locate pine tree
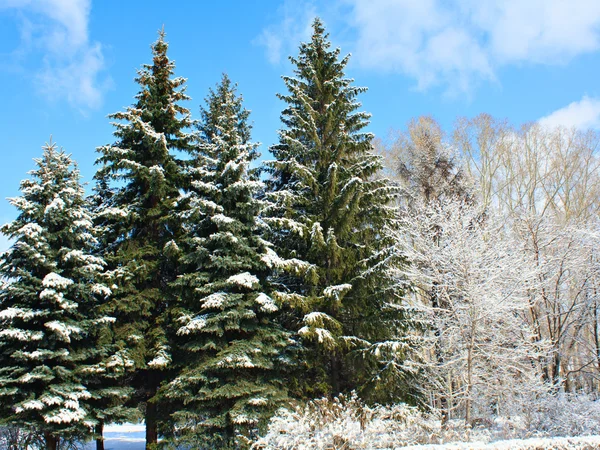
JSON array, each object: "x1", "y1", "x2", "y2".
[
  {"x1": 264, "y1": 18, "x2": 413, "y2": 403},
  {"x1": 94, "y1": 30, "x2": 194, "y2": 447},
  {"x1": 162, "y1": 75, "x2": 290, "y2": 449},
  {"x1": 0, "y1": 141, "x2": 116, "y2": 450}
]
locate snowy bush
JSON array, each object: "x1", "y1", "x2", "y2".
[
  {"x1": 253, "y1": 393, "x2": 483, "y2": 449},
  {"x1": 518, "y1": 392, "x2": 600, "y2": 438},
  {"x1": 253, "y1": 393, "x2": 600, "y2": 449}
]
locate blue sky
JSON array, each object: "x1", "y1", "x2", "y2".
[{"x1": 2, "y1": 0, "x2": 600, "y2": 251}]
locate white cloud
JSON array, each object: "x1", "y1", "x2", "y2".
[
  {"x1": 349, "y1": 0, "x2": 600, "y2": 93},
  {"x1": 539, "y1": 96, "x2": 600, "y2": 130},
  {"x1": 258, "y1": 0, "x2": 600, "y2": 93},
  {"x1": 254, "y1": 0, "x2": 317, "y2": 65},
  {"x1": 0, "y1": 0, "x2": 110, "y2": 110}
]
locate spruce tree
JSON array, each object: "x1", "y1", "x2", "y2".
[
  {"x1": 0, "y1": 141, "x2": 116, "y2": 450},
  {"x1": 94, "y1": 30, "x2": 194, "y2": 447},
  {"x1": 264, "y1": 18, "x2": 412, "y2": 402},
  {"x1": 162, "y1": 75, "x2": 289, "y2": 449}
]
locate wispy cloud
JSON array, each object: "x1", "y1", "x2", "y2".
[
  {"x1": 257, "y1": 0, "x2": 600, "y2": 94},
  {"x1": 254, "y1": 0, "x2": 317, "y2": 65},
  {"x1": 539, "y1": 96, "x2": 600, "y2": 130},
  {"x1": 0, "y1": 0, "x2": 111, "y2": 111}
]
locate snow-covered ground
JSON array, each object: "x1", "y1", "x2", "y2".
[
  {"x1": 83, "y1": 424, "x2": 600, "y2": 449},
  {"x1": 84, "y1": 424, "x2": 145, "y2": 450},
  {"x1": 401, "y1": 435, "x2": 600, "y2": 449}
]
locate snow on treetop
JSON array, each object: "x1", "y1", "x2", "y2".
[
  {"x1": 226, "y1": 272, "x2": 259, "y2": 289},
  {"x1": 42, "y1": 273, "x2": 74, "y2": 290}
]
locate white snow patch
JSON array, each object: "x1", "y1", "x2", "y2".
[
  {"x1": 202, "y1": 292, "x2": 227, "y2": 309},
  {"x1": 323, "y1": 283, "x2": 352, "y2": 300},
  {"x1": 227, "y1": 272, "x2": 259, "y2": 289},
  {"x1": 178, "y1": 315, "x2": 208, "y2": 335},
  {"x1": 255, "y1": 293, "x2": 278, "y2": 313},
  {"x1": 45, "y1": 321, "x2": 81, "y2": 342},
  {"x1": 42, "y1": 273, "x2": 73, "y2": 289},
  {"x1": 44, "y1": 196, "x2": 65, "y2": 215}
]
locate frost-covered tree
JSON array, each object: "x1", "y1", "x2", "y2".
[
  {"x1": 0, "y1": 142, "x2": 115, "y2": 450},
  {"x1": 264, "y1": 18, "x2": 411, "y2": 402},
  {"x1": 94, "y1": 30, "x2": 194, "y2": 447},
  {"x1": 380, "y1": 116, "x2": 472, "y2": 206},
  {"x1": 396, "y1": 199, "x2": 547, "y2": 424},
  {"x1": 162, "y1": 75, "x2": 290, "y2": 449}
]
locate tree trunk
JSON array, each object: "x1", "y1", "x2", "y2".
[
  {"x1": 146, "y1": 399, "x2": 158, "y2": 449},
  {"x1": 96, "y1": 420, "x2": 105, "y2": 450},
  {"x1": 465, "y1": 322, "x2": 476, "y2": 425},
  {"x1": 44, "y1": 432, "x2": 58, "y2": 450}
]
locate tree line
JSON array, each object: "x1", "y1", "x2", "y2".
[{"x1": 0, "y1": 20, "x2": 411, "y2": 450}]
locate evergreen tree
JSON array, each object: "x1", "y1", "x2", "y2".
[
  {"x1": 94, "y1": 30, "x2": 194, "y2": 447},
  {"x1": 162, "y1": 75, "x2": 289, "y2": 449},
  {"x1": 264, "y1": 18, "x2": 414, "y2": 403},
  {"x1": 0, "y1": 142, "x2": 116, "y2": 450}
]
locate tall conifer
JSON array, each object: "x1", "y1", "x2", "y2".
[
  {"x1": 94, "y1": 30, "x2": 194, "y2": 447},
  {"x1": 163, "y1": 75, "x2": 289, "y2": 449},
  {"x1": 0, "y1": 142, "x2": 116, "y2": 450},
  {"x1": 264, "y1": 19, "x2": 413, "y2": 402}
]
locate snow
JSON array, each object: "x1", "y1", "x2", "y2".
[
  {"x1": 401, "y1": 436, "x2": 600, "y2": 449},
  {"x1": 0, "y1": 307, "x2": 39, "y2": 321},
  {"x1": 44, "y1": 406, "x2": 86, "y2": 424},
  {"x1": 98, "y1": 207, "x2": 130, "y2": 218},
  {"x1": 255, "y1": 293, "x2": 278, "y2": 313},
  {"x1": 323, "y1": 283, "x2": 352, "y2": 300},
  {"x1": 201, "y1": 292, "x2": 227, "y2": 309},
  {"x1": 212, "y1": 213, "x2": 235, "y2": 225},
  {"x1": 44, "y1": 320, "x2": 81, "y2": 342},
  {"x1": 91, "y1": 283, "x2": 112, "y2": 297},
  {"x1": 177, "y1": 315, "x2": 208, "y2": 335},
  {"x1": 0, "y1": 328, "x2": 43, "y2": 341},
  {"x1": 216, "y1": 353, "x2": 255, "y2": 369},
  {"x1": 147, "y1": 346, "x2": 171, "y2": 368},
  {"x1": 16, "y1": 400, "x2": 44, "y2": 411},
  {"x1": 44, "y1": 196, "x2": 65, "y2": 215},
  {"x1": 42, "y1": 272, "x2": 74, "y2": 289},
  {"x1": 227, "y1": 272, "x2": 259, "y2": 289},
  {"x1": 17, "y1": 223, "x2": 43, "y2": 239},
  {"x1": 40, "y1": 288, "x2": 77, "y2": 310}
]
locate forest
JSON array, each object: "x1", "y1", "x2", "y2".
[{"x1": 1, "y1": 17, "x2": 600, "y2": 450}]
